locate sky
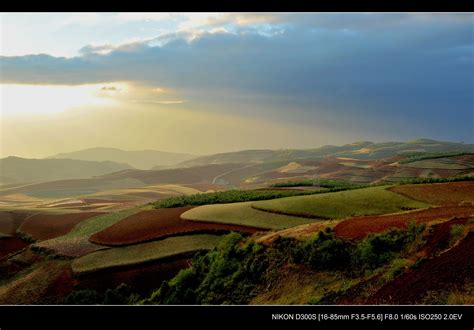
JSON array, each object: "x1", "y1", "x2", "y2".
[{"x1": 0, "y1": 13, "x2": 473, "y2": 158}]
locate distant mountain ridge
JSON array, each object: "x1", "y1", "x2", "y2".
[
  {"x1": 176, "y1": 139, "x2": 474, "y2": 167},
  {"x1": 47, "y1": 147, "x2": 196, "y2": 170},
  {"x1": 0, "y1": 156, "x2": 133, "y2": 185}
]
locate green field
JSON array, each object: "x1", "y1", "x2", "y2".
[
  {"x1": 252, "y1": 186, "x2": 430, "y2": 219},
  {"x1": 403, "y1": 160, "x2": 468, "y2": 170},
  {"x1": 32, "y1": 208, "x2": 145, "y2": 257},
  {"x1": 339, "y1": 162, "x2": 371, "y2": 169},
  {"x1": 181, "y1": 201, "x2": 318, "y2": 230},
  {"x1": 58, "y1": 208, "x2": 142, "y2": 240},
  {"x1": 398, "y1": 151, "x2": 474, "y2": 164},
  {"x1": 72, "y1": 234, "x2": 222, "y2": 274},
  {"x1": 152, "y1": 189, "x2": 320, "y2": 208},
  {"x1": 25, "y1": 189, "x2": 99, "y2": 199}
]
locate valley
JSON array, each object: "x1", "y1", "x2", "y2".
[{"x1": 0, "y1": 139, "x2": 473, "y2": 305}]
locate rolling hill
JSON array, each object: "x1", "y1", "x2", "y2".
[
  {"x1": 0, "y1": 156, "x2": 133, "y2": 185},
  {"x1": 177, "y1": 139, "x2": 474, "y2": 167},
  {"x1": 47, "y1": 147, "x2": 196, "y2": 170},
  {"x1": 0, "y1": 163, "x2": 246, "y2": 200}
]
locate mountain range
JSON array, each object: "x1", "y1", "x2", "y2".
[
  {"x1": 176, "y1": 139, "x2": 474, "y2": 167},
  {"x1": 0, "y1": 157, "x2": 132, "y2": 185},
  {"x1": 47, "y1": 147, "x2": 196, "y2": 170},
  {"x1": 1, "y1": 139, "x2": 473, "y2": 187}
]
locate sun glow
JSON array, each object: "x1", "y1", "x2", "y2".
[{"x1": 0, "y1": 83, "x2": 120, "y2": 116}]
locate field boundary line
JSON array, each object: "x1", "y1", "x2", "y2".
[{"x1": 250, "y1": 203, "x2": 330, "y2": 220}]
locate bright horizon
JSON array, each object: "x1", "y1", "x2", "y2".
[{"x1": 1, "y1": 13, "x2": 473, "y2": 159}]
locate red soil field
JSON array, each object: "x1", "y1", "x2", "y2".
[
  {"x1": 0, "y1": 237, "x2": 29, "y2": 259},
  {"x1": 369, "y1": 231, "x2": 474, "y2": 304},
  {"x1": 75, "y1": 258, "x2": 189, "y2": 296},
  {"x1": 90, "y1": 207, "x2": 261, "y2": 246},
  {"x1": 37, "y1": 257, "x2": 190, "y2": 304},
  {"x1": 420, "y1": 217, "x2": 468, "y2": 257},
  {"x1": 389, "y1": 182, "x2": 474, "y2": 206},
  {"x1": 18, "y1": 212, "x2": 104, "y2": 241},
  {"x1": 334, "y1": 206, "x2": 474, "y2": 240},
  {"x1": 40, "y1": 265, "x2": 76, "y2": 303},
  {"x1": 82, "y1": 198, "x2": 130, "y2": 204},
  {"x1": 0, "y1": 211, "x2": 31, "y2": 236}
]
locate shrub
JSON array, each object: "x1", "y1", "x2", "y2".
[
  {"x1": 152, "y1": 189, "x2": 319, "y2": 208},
  {"x1": 271, "y1": 179, "x2": 367, "y2": 191},
  {"x1": 353, "y1": 222, "x2": 425, "y2": 271},
  {"x1": 64, "y1": 289, "x2": 102, "y2": 305},
  {"x1": 302, "y1": 228, "x2": 353, "y2": 271},
  {"x1": 449, "y1": 224, "x2": 465, "y2": 246},
  {"x1": 398, "y1": 152, "x2": 474, "y2": 164},
  {"x1": 398, "y1": 175, "x2": 474, "y2": 185},
  {"x1": 103, "y1": 283, "x2": 133, "y2": 305},
  {"x1": 15, "y1": 230, "x2": 36, "y2": 243},
  {"x1": 143, "y1": 232, "x2": 284, "y2": 305},
  {"x1": 272, "y1": 236, "x2": 304, "y2": 263},
  {"x1": 142, "y1": 223, "x2": 427, "y2": 305},
  {"x1": 65, "y1": 284, "x2": 139, "y2": 305},
  {"x1": 383, "y1": 258, "x2": 412, "y2": 281}
]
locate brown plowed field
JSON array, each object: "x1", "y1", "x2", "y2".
[
  {"x1": 89, "y1": 207, "x2": 261, "y2": 246},
  {"x1": 369, "y1": 232, "x2": 474, "y2": 304},
  {"x1": 36, "y1": 257, "x2": 190, "y2": 304},
  {"x1": 420, "y1": 217, "x2": 469, "y2": 257},
  {"x1": 75, "y1": 257, "x2": 189, "y2": 296},
  {"x1": 0, "y1": 211, "x2": 31, "y2": 236},
  {"x1": 389, "y1": 182, "x2": 474, "y2": 206},
  {"x1": 334, "y1": 206, "x2": 474, "y2": 240},
  {"x1": 18, "y1": 212, "x2": 104, "y2": 241},
  {"x1": 0, "y1": 237, "x2": 29, "y2": 259}
]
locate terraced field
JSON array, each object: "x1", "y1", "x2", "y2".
[
  {"x1": 334, "y1": 205, "x2": 474, "y2": 240},
  {"x1": 90, "y1": 207, "x2": 260, "y2": 246},
  {"x1": 181, "y1": 201, "x2": 318, "y2": 230},
  {"x1": 0, "y1": 211, "x2": 40, "y2": 258},
  {"x1": 0, "y1": 237, "x2": 29, "y2": 259},
  {"x1": 72, "y1": 234, "x2": 222, "y2": 275},
  {"x1": 402, "y1": 158, "x2": 471, "y2": 169},
  {"x1": 0, "y1": 211, "x2": 31, "y2": 236},
  {"x1": 389, "y1": 182, "x2": 474, "y2": 206},
  {"x1": 33, "y1": 208, "x2": 143, "y2": 257},
  {"x1": 0, "y1": 260, "x2": 72, "y2": 304},
  {"x1": 18, "y1": 212, "x2": 104, "y2": 241},
  {"x1": 370, "y1": 232, "x2": 474, "y2": 304},
  {"x1": 255, "y1": 219, "x2": 340, "y2": 245},
  {"x1": 252, "y1": 186, "x2": 429, "y2": 219}
]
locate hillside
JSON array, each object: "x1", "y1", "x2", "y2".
[
  {"x1": 0, "y1": 163, "x2": 246, "y2": 200},
  {"x1": 0, "y1": 157, "x2": 133, "y2": 185},
  {"x1": 177, "y1": 139, "x2": 474, "y2": 167},
  {"x1": 47, "y1": 147, "x2": 196, "y2": 170}
]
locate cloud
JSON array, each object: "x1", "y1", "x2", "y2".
[
  {"x1": 131, "y1": 100, "x2": 187, "y2": 105},
  {"x1": 100, "y1": 86, "x2": 119, "y2": 91},
  {"x1": 80, "y1": 44, "x2": 116, "y2": 55},
  {"x1": 1, "y1": 13, "x2": 473, "y2": 142}
]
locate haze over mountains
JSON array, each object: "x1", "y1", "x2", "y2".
[
  {"x1": 1, "y1": 139, "x2": 473, "y2": 187},
  {"x1": 0, "y1": 157, "x2": 132, "y2": 185},
  {"x1": 47, "y1": 148, "x2": 196, "y2": 170}
]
